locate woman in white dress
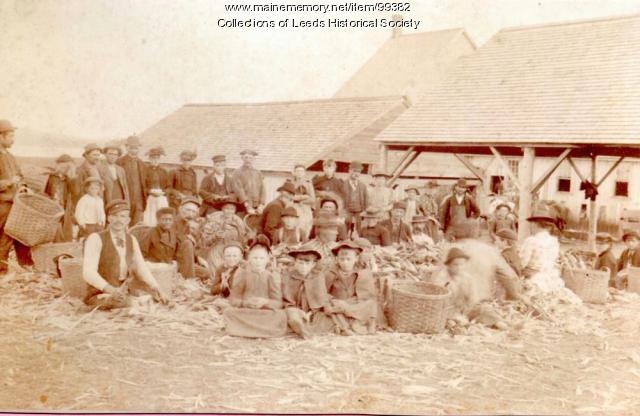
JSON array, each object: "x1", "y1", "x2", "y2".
[
  {"x1": 143, "y1": 147, "x2": 170, "y2": 226},
  {"x1": 290, "y1": 164, "x2": 316, "y2": 239},
  {"x1": 519, "y1": 209, "x2": 564, "y2": 292}
]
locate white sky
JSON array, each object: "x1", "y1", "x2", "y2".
[{"x1": 1, "y1": 0, "x2": 640, "y2": 140}]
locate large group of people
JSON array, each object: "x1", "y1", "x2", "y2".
[{"x1": 1, "y1": 119, "x2": 638, "y2": 339}]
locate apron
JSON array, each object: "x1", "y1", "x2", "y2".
[{"x1": 143, "y1": 190, "x2": 169, "y2": 226}]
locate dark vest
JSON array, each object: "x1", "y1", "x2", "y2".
[{"x1": 86, "y1": 230, "x2": 134, "y2": 301}]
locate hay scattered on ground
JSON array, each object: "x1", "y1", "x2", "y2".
[{"x1": 2, "y1": 270, "x2": 640, "y2": 414}]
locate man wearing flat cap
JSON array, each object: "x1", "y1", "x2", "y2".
[
  {"x1": 440, "y1": 178, "x2": 480, "y2": 240},
  {"x1": 341, "y1": 161, "x2": 368, "y2": 234},
  {"x1": 117, "y1": 135, "x2": 147, "y2": 225},
  {"x1": 76, "y1": 143, "x2": 106, "y2": 197},
  {"x1": 45, "y1": 154, "x2": 80, "y2": 241},
  {"x1": 262, "y1": 181, "x2": 295, "y2": 243},
  {"x1": 231, "y1": 149, "x2": 266, "y2": 215},
  {"x1": 0, "y1": 120, "x2": 33, "y2": 272},
  {"x1": 169, "y1": 150, "x2": 199, "y2": 209},
  {"x1": 99, "y1": 141, "x2": 130, "y2": 206},
  {"x1": 82, "y1": 199, "x2": 168, "y2": 309},
  {"x1": 199, "y1": 154, "x2": 236, "y2": 216}
]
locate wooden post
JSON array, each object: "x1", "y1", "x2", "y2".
[
  {"x1": 588, "y1": 155, "x2": 598, "y2": 252},
  {"x1": 378, "y1": 144, "x2": 389, "y2": 174},
  {"x1": 453, "y1": 154, "x2": 485, "y2": 183},
  {"x1": 388, "y1": 150, "x2": 421, "y2": 186},
  {"x1": 518, "y1": 147, "x2": 535, "y2": 241}
]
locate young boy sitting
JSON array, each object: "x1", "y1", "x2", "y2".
[
  {"x1": 323, "y1": 240, "x2": 378, "y2": 335},
  {"x1": 281, "y1": 243, "x2": 333, "y2": 339},
  {"x1": 616, "y1": 231, "x2": 640, "y2": 289},
  {"x1": 594, "y1": 232, "x2": 617, "y2": 288},
  {"x1": 494, "y1": 228, "x2": 523, "y2": 277},
  {"x1": 211, "y1": 240, "x2": 245, "y2": 297},
  {"x1": 75, "y1": 176, "x2": 106, "y2": 239},
  {"x1": 272, "y1": 206, "x2": 307, "y2": 247},
  {"x1": 224, "y1": 236, "x2": 287, "y2": 338}
]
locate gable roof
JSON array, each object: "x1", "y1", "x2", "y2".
[
  {"x1": 138, "y1": 96, "x2": 408, "y2": 171},
  {"x1": 334, "y1": 28, "x2": 476, "y2": 100},
  {"x1": 377, "y1": 14, "x2": 640, "y2": 147}
]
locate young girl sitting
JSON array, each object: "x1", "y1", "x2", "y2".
[
  {"x1": 223, "y1": 236, "x2": 287, "y2": 338},
  {"x1": 75, "y1": 176, "x2": 106, "y2": 239}
]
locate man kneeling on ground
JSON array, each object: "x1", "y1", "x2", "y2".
[{"x1": 82, "y1": 199, "x2": 168, "y2": 310}]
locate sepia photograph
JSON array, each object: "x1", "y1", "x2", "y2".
[{"x1": 1, "y1": 0, "x2": 640, "y2": 414}]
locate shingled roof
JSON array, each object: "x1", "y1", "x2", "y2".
[
  {"x1": 138, "y1": 96, "x2": 408, "y2": 171},
  {"x1": 377, "y1": 14, "x2": 640, "y2": 147},
  {"x1": 334, "y1": 28, "x2": 475, "y2": 100}
]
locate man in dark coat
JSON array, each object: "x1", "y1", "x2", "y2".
[
  {"x1": 169, "y1": 150, "x2": 198, "y2": 209},
  {"x1": 44, "y1": 154, "x2": 81, "y2": 241},
  {"x1": 440, "y1": 178, "x2": 480, "y2": 240},
  {"x1": 312, "y1": 159, "x2": 344, "y2": 199},
  {"x1": 138, "y1": 207, "x2": 199, "y2": 281},
  {"x1": 358, "y1": 208, "x2": 391, "y2": 246},
  {"x1": 262, "y1": 181, "x2": 295, "y2": 243},
  {"x1": 100, "y1": 141, "x2": 130, "y2": 206},
  {"x1": 231, "y1": 149, "x2": 266, "y2": 215},
  {"x1": 199, "y1": 154, "x2": 235, "y2": 215},
  {"x1": 0, "y1": 120, "x2": 33, "y2": 272},
  {"x1": 76, "y1": 143, "x2": 105, "y2": 198},
  {"x1": 379, "y1": 201, "x2": 412, "y2": 245},
  {"x1": 117, "y1": 135, "x2": 147, "y2": 225},
  {"x1": 342, "y1": 161, "x2": 368, "y2": 234}
]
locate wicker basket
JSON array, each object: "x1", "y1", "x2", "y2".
[
  {"x1": 59, "y1": 257, "x2": 90, "y2": 299},
  {"x1": 627, "y1": 266, "x2": 640, "y2": 294},
  {"x1": 5, "y1": 192, "x2": 64, "y2": 246},
  {"x1": 32, "y1": 242, "x2": 83, "y2": 276},
  {"x1": 388, "y1": 281, "x2": 452, "y2": 334},
  {"x1": 561, "y1": 267, "x2": 609, "y2": 303}
]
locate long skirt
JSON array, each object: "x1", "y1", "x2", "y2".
[
  {"x1": 295, "y1": 203, "x2": 313, "y2": 239},
  {"x1": 223, "y1": 307, "x2": 288, "y2": 338},
  {"x1": 143, "y1": 194, "x2": 169, "y2": 227}
]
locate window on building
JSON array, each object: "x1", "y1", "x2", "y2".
[
  {"x1": 615, "y1": 164, "x2": 630, "y2": 197},
  {"x1": 508, "y1": 160, "x2": 519, "y2": 178},
  {"x1": 557, "y1": 162, "x2": 571, "y2": 193}
]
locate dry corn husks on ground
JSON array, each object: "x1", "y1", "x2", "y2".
[{"x1": 2, "y1": 251, "x2": 640, "y2": 414}]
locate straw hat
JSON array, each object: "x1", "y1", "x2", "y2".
[{"x1": 445, "y1": 247, "x2": 470, "y2": 264}]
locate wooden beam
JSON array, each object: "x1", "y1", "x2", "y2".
[
  {"x1": 489, "y1": 146, "x2": 521, "y2": 191},
  {"x1": 518, "y1": 147, "x2": 535, "y2": 241},
  {"x1": 378, "y1": 144, "x2": 389, "y2": 174},
  {"x1": 388, "y1": 150, "x2": 421, "y2": 186},
  {"x1": 596, "y1": 156, "x2": 625, "y2": 188},
  {"x1": 453, "y1": 154, "x2": 485, "y2": 183},
  {"x1": 531, "y1": 148, "x2": 573, "y2": 195},
  {"x1": 389, "y1": 146, "x2": 415, "y2": 177},
  {"x1": 566, "y1": 157, "x2": 587, "y2": 183},
  {"x1": 588, "y1": 156, "x2": 598, "y2": 252}
]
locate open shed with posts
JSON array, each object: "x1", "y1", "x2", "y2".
[{"x1": 375, "y1": 14, "x2": 640, "y2": 249}]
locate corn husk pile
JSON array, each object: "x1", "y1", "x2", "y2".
[
  {"x1": 372, "y1": 243, "x2": 445, "y2": 281},
  {"x1": 2, "y1": 262, "x2": 640, "y2": 414}
]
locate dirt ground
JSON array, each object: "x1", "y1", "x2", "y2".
[{"x1": 1, "y1": 269, "x2": 640, "y2": 415}]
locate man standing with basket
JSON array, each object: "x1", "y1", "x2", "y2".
[{"x1": 0, "y1": 120, "x2": 33, "y2": 273}]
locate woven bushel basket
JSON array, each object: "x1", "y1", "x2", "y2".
[
  {"x1": 32, "y1": 241, "x2": 83, "y2": 276},
  {"x1": 561, "y1": 267, "x2": 609, "y2": 304},
  {"x1": 59, "y1": 257, "x2": 90, "y2": 299},
  {"x1": 389, "y1": 281, "x2": 452, "y2": 334},
  {"x1": 627, "y1": 266, "x2": 640, "y2": 294},
  {"x1": 5, "y1": 192, "x2": 64, "y2": 246}
]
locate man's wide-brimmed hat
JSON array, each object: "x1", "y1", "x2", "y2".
[
  {"x1": 212, "y1": 199, "x2": 244, "y2": 213},
  {"x1": 331, "y1": 240, "x2": 363, "y2": 256},
  {"x1": 361, "y1": 208, "x2": 380, "y2": 219},
  {"x1": 180, "y1": 197, "x2": 201, "y2": 207},
  {"x1": 156, "y1": 207, "x2": 177, "y2": 218},
  {"x1": 102, "y1": 141, "x2": 123, "y2": 156},
  {"x1": 240, "y1": 149, "x2": 258, "y2": 156},
  {"x1": 405, "y1": 184, "x2": 421, "y2": 193},
  {"x1": 0, "y1": 120, "x2": 16, "y2": 133},
  {"x1": 83, "y1": 143, "x2": 101, "y2": 156},
  {"x1": 455, "y1": 178, "x2": 469, "y2": 188},
  {"x1": 55, "y1": 154, "x2": 73, "y2": 164},
  {"x1": 212, "y1": 154, "x2": 226, "y2": 163},
  {"x1": 445, "y1": 247, "x2": 470, "y2": 265},
  {"x1": 277, "y1": 181, "x2": 296, "y2": 195},
  {"x1": 180, "y1": 150, "x2": 197, "y2": 161},
  {"x1": 83, "y1": 176, "x2": 103, "y2": 186},
  {"x1": 526, "y1": 207, "x2": 557, "y2": 225},
  {"x1": 125, "y1": 135, "x2": 141, "y2": 147},
  {"x1": 288, "y1": 242, "x2": 322, "y2": 260}
]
